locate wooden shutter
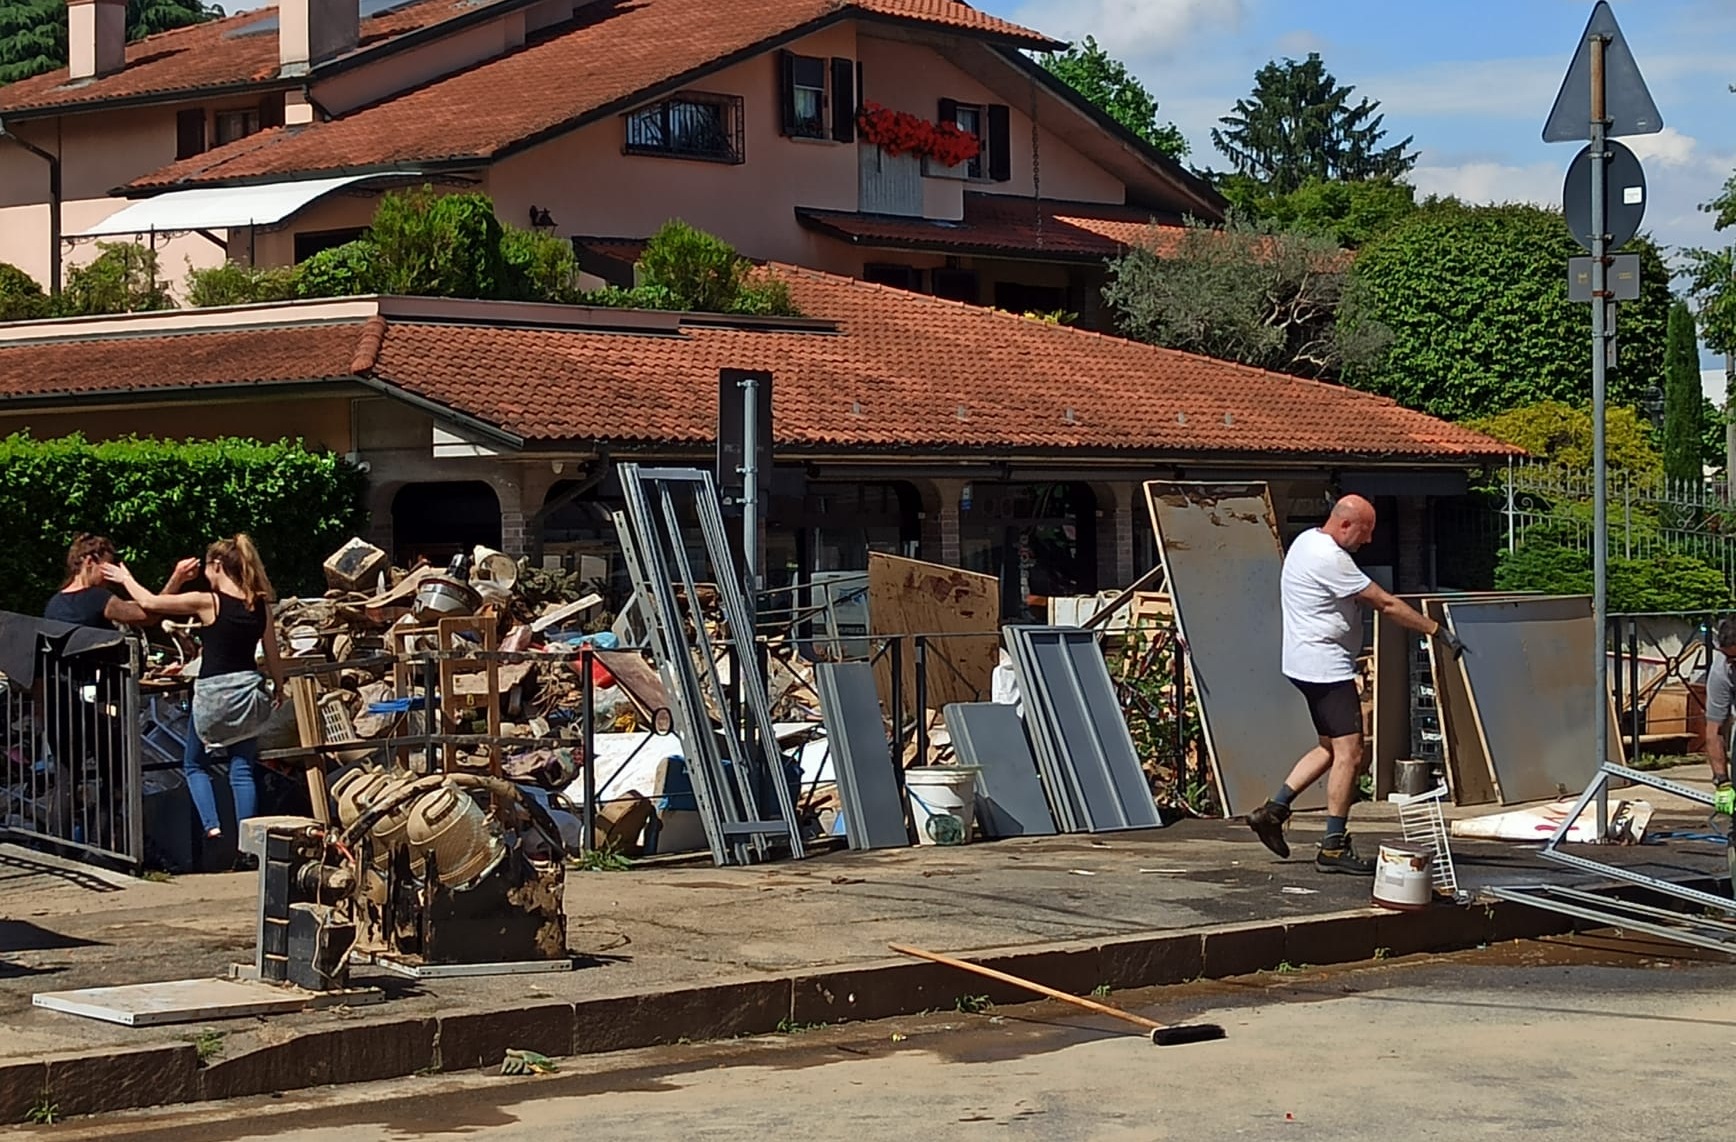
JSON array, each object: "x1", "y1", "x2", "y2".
[
  {"x1": 258, "y1": 94, "x2": 285, "y2": 130},
  {"x1": 830, "y1": 57, "x2": 855, "y2": 142},
  {"x1": 987, "y1": 104, "x2": 1011, "y2": 182},
  {"x1": 778, "y1": 51, "x2": 798, "y2": 136},
  {"x1": 175, "y1": 109, "x2": 206, "y2": 159}
]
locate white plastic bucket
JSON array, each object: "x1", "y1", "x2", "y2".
[
  {"x1": 904, "y1": 766, "x2": 980, "y2": 846},
  {"x1": 1371, "y1": 841, "x2": 1435, "y2": 911}
]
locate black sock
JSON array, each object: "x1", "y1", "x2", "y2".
[
  {"x1": 1325, "y1": 815, "x2": 1348, "y2": 840},
  {"x1": 1272, "y1": 783, "x2": 1299, "y2": 808}
]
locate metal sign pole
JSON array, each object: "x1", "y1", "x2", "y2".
[
  {"x1": 739, "y1": 372, "x2": 762, "y2": 607},
  {"x1": 1588, "y1": 32, "x2": 1610, "y2": 840}
]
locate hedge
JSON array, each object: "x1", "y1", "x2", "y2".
[{"x1": 1, "y1": 434, "x2": 367, "y2": 615}]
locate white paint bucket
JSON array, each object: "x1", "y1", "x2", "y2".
[
  {"x1": 1371, "y1": 841, "x2": 1435, "y2": 911},
  {"x1": 904, "y1": 766, "x2": 980, "y2": 846}
]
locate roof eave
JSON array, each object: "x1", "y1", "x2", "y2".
[{"x1": 794, "y1": 212, "x2": 1117, "y2": 264}]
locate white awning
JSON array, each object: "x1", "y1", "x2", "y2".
[{"x1": 75, "y1": 174, "x2": 416, "y2": 237}]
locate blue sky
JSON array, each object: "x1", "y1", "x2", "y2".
[{"x1": 993, "y1": 0, "x2": 1736, "y2": 381}]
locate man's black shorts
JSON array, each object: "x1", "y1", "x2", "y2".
[{"x1": 1288, "y1": 677, "x2": 1361, "y2": 739}]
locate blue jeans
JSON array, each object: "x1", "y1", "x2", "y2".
[{"x1": 183, "y1": 728, "x2": 258, "y2": 837}]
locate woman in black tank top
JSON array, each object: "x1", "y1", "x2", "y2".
[{"x1": 105, "y1": 534, "x2": 287, "y2": 852}]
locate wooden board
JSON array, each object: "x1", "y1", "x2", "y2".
[
  {"x1": 867, "y1": 553, "x2": 999, "y2": 712},
  {"x1": 1421, "y1": 598, "x2": 1499, "y2": 807},
  {"x1": 595, "y1": 649, "x2": 673, "y2": 718},
  {"x1": 1370, "y1": 610, "x2": 1410, "y2": 801}
]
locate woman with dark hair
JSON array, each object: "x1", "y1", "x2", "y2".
[
  {"x1": 104, "y1": 534, "x2": 286, "y2": 844},
  {"x1": 44, "y1": 533, "x2": 196, "y2": 629}
]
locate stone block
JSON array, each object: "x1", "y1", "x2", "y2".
[
  {"x1": 198, "y1": 1017, "x2": 435, "y2": 1101},
  {"x1": 1284, "y1": 913, "x2": 1380, "y2": 968},
  {"x1": 1201, "y1": 922, "x2": 1287, "y2": 978},
  {"x1": 45, "y1": 1042, "x2": 198, "y2": 1116},
  {"x1": 1095, "y1": 932, "x2": 1204, "y2": 988},
  {"x1": 438, "y1": 1003, "x2": 575, "y2": 1073},
  {"x1": 575, "y1": 979, "x2": 791, "y2": 1054}
]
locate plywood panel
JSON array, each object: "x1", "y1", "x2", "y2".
[
  {"x1": 1144, "y1": 481, "x2": 1324, "y2": 817},
  {"x1": 1421, "y1": 598, "x2": 1498, "y2": 807},
  {"x1": 1443, "y1": 594, "x2": 1622, "y2": 805},
  {"x1": 1371, "y1": 611, "x2": 1410, "y2": 800},
  {"x1": 868, "y1": 553, "x2": 999, "y2": 712}
]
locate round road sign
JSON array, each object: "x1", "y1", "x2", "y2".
[{"x1": 1563, "y1": 140, "x2": 1647, "y2": 252}]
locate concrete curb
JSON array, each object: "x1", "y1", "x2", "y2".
[{"x1": 0, "y1": 895, "x2": 1593, "y2": 1121}]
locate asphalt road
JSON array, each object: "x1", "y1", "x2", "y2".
[{"x1": 30, "y1": 935, "x2": 1736, "y2": 1142}]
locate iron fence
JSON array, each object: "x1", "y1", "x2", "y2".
[
  {"x1": 1501, "y1": 457, "x2": 1736, "y2": 582},
  {"x1": 0, "y1": 619, "x2": 144, "y2": 870}
]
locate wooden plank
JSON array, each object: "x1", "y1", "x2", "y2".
[
  {"x1": 1370, "y1": 610, "x2": 1410, "y2": 801},
  {"x1": 286, "y1": 675, "x2": 331, "y2": 825},
  {"x1": 530, "y1": 594, "x2": 603, "y2": 634},
  {"x1": 595, "y1": 649, "x2": 673, "y2": 719},
  {"x1": 1421, "y1": 598, "x2": 1498, "y2": 806},
  {"x1": 867, "y1": 553, "x2": 1000, "y2": 712}
]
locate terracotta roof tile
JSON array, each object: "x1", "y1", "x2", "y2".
[
  {"x1": 798, "y1": 193, "x2": 1187, "y2": 261},
  {"x1": 0, "y1": 267, "x2": 1515, "y2": 463},
  {"x1": 0, "y1": 0, "x2": 487, "y2": 115},
  {"x1": 131, "y1": 0, "x2": 1054, "y2": 188}
]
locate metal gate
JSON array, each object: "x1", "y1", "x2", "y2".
[{"x1": 0, "y1": 619, "x2": 144, "y2": 870}]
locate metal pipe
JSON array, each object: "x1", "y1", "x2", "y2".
[
  {"x1": 581, "y1": 645, "x2": 596, "y2": 856},
  {"x1": 914, "y1": 635, "x2": 929, "y2": 765},
  {"x1": 739, "y1": 372, "x2": 762, "y2": 603},
  {"x1": 1589, "y1": 31, "x2": 1611, "y2": 838},
  {"x1": 0, "y1": 119, "x2": 61, "y2": 295}
]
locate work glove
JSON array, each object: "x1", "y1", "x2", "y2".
[
  {"x1": 1715, "y1": 783, "x2": 1735, "y2": 818},
  {"x1": 1433, "y1": 626, "x2": 1466, "y2": 658}
]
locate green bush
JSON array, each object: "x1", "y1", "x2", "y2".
[
  {"x1": 499, "y1": 227, "x2": 580, "y2": 303},
  {"x1": 0, "y1": 262, "x2": 49, "y2": 321},
  {"x1": 0, "y1": 434, "x2": 366, "y2": 615},
  {"x1": 184, "y1": 262, "x2": 300, "y2": 308},
  {"x1": 295, "y1": 240, "x2": 378, "y2": 298},
  {"x1": 1464, "y1": 400, "x2": 1663, "y2": 477},
  {"x1": 1494, "y1": 532, "x2": 1732, "y2": 613},
  {"x1": 581, "y1": 221, "x2": 800, "y2": 316},
  {"x1": 60, "y1": 242, "x2": 174, "y2": 316}
]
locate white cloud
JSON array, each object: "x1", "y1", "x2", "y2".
[
  {"x1": 1362, "y1": 57, "x2": 1561, "y2": 120},
  {"x1": 1627, "y1": 127, "x2": 1701, "y2": 169},
  {"x1": 1704, "y1": 368, "x2": 1727, "y2": 406},
  {"x1": 1010, "y1": 0, "x2": 1247, "y2": 60},
  {"x1": 1409, "y1": 159, "x2": 1561, "y2": 207}
]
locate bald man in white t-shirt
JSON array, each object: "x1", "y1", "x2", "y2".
[{"x1": 1246, "y1": 495, "x2": 1463, "y2": 874}]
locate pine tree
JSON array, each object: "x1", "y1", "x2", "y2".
[
  {"x1": 1663, "y1": 298, "x2": 1704, "y2": 485},
  {"x1": 1211, "y1": 52, "x2": 1415, "y2": 193},
  {"x1": 0, "y1": 0, "x2": 222, "y2": 85}
]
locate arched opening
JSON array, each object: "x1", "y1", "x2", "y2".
[
  {"x1": 391, "y1": 481, "x2": 501, "y2": 565},
  {"x1": 959, "y1": 482, "x2": 1097, "y2": 620}
]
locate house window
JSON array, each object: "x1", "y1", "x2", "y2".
[
  {"x1": 930, "y1": 99, "x2": 1012, "y2": 182},
  {"x1": 994, "y1": 282, "x2": 1067, "y2": 314},
  {"x1": 215, "y1": 108, "x2": 261, "y2": 146},
  {"x1": 624, "y1": 92, "x2": 744, "y2": 163},
  {"x1": 780, "y1": 53, "x2": 856, "y2": 142},
  {"x1": 295, "y1": 228, "x2": 368, "y2": 263},
  {"x1": 931, "y1": 268, "x2": 978, "y2": 303},
  {"x1": 783, "y1": 54, "x2": 826, "y2": 139},
  {"x1": 864, "y1": 263, "x2": 924, "y2": 292},
  {"x1": 176, "y1": 109, "x2": 206, "y2": 160}
]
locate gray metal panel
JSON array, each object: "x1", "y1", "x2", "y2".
[
  {"x1": 814, "y1": 662, "x2": 909, "y2": 851},
  {"x1": 1144, "y1": 481, "x2": 1324, "y2": 817},
  {"x1": 1006, "y1": 627, "x2": 1164, "y2": 833},
  {"x1": 1442, "y1": 595, "x2": 1607, "y2": 804},
  {"x1": 944, "y1": 702, "x2": 1056, "y2": 838}
]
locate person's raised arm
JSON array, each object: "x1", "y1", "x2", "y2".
[
  {"x1": 102, "y1": 595, "x2": 150, "y2": 627},
  {"x1": 100, "y1": 562, "x2": 215, "y2": 622},
  {"x1": 1356, "y1": 581, "x2": 1462, "y2": 654},
  {"x1": 258, "y1": 605, "x2": 287, "y2": 703}
]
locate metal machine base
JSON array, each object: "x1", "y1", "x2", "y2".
[{"x1": 352, "y1": 952, "x2": 573, "y2": 980}]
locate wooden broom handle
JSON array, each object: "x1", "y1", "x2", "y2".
[{"x1": 888, "y1": 943, "x2": 1163, "y2": 1031}]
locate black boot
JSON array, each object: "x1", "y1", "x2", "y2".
[
  {"x1": 1246, "y1": 800, "x2": 1292, "y2": 858},
  {"x1": 1315, "y1": 833, "x2": 1375, "y2": 875}
]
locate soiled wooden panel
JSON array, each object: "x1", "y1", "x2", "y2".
[
  {"x1": 868, "y1": 553, "x2": 1000, "y2": 712},
  {"x1": 1371, "y1": 610, "x2": 1411, "y2": 800},
  {"x1": 1422, "y1": 598, "x2": 1498, "y2": 807},
  {"x1": 1143, "y1": 481, "x2": 1323, "y2": 817},
  {"x1": 1444, "y1": 595, "x2": 1623, "y2": 805}
]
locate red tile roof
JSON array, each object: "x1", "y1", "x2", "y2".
[
  {"x1": 0, "y1": 0, "x2": 490, "y2": 115},
  {"x1": 798, "y1": 193, "x2": 1189, "y2": 261},
  {"x1": 128, "y1": 0, "x2": 1055, "y2": 188},
  {"x1": 0, "y1": 268, "x2": 1514, "y2": 461}
]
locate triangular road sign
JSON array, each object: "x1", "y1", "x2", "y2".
[{"x1": 1542, "y1": 1, "x2": 1662, "y2": 141}]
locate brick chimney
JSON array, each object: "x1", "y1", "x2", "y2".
[
  {"x1": 279, "y1": 0, "x2": 360, "y2": 76},
  {"x1": 66, "y1": 0, "x2": 127, "y2": 80}
]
